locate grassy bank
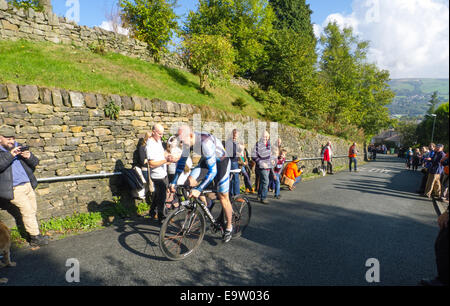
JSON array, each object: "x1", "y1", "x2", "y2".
[{"x1": 0, "y1": 39, "x2": 263, "y2": 117}]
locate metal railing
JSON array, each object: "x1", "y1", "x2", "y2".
[
  {"x1": 37, "y1": 172, "x2": 121, "y2": 183},
  {"x1": 36, "y1": 155, "x2": 353, "y2": 183}
]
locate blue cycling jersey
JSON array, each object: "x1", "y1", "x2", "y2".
[{"x1": 171, "y1": 132, "x2": 226, "y2": 191}]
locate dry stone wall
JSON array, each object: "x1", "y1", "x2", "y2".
[
  {"x1": 0, "y1": 0, "x2": 186, "y2": 69},
  {"x1": 0, "y1": 83, "x2": 362, "y2": 227}
]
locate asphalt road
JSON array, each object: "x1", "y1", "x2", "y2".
[{"x1": 1, "y1": 155, "x2": 442, "y2": 286}]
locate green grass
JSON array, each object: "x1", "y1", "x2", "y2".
[
  {"x1": 10, "y1": 196, "x2": 143, "y2": 247},
  {"x1": 0, "y1": 39, "x2": 264, "y2": 117},
  {"x1": 11, "y1": 211, "x2": 105, "y2": 247},
  {"x1": 420, "y1": 79, "x2": 449, "y2": 95}
]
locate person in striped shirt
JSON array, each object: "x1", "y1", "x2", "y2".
[{"x1": 252, "y1": 131, "x2": 273, "y2": 204}]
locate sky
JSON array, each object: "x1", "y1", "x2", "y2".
[{"x1": 50, "y1": 0, "x2": 449, "y2": 79}]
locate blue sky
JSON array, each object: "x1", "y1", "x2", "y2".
[
  {"x1": 50, "y1": 0, "x2": 353, "y2": 29},
  {"x1": 49, "y1": 0, "x2": 449, "y2": 79}
]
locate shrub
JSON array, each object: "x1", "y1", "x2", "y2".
[{"x1": 231, "y1": 97, "x2": 248, "y2": 110}]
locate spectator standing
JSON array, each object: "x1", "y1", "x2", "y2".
[
  {"x1": 424, "y1": 144, "x2": 446, "y2": 199},
  {"x1": 165, "y1": 135, "x2": 190, "y2": 209},
  {"x1": 273, "y1": 149, "x2": 287, "y2": 199},
  {"x1": 146, "y1": 124, "x2": 170, "y2": 224},
  {"x1": 0, "y1": 125, "x2": 48, "y2": 247},
  {"x1": 239, "y1": 145, "x2": 253, "y2": 194},
  {"x1": 131, "y1": 132, "x2": 153, "y2": 199},
  {"x1": 320, "y1": 144, "x2": 327, "y2": 173},
  {"x1": 412, "y1": 148, "x2": 421, "y2": 171},
  {"x1": 417, "y1": 144, "x2": 435, "y2": 194},
  {"x1": 166, "y1": 135, "x2": 182, "y2": 184},
  {"x1": 225, "y1": 129, "x2": 242, "y2": 197},
  {"x1": 440, "y1": 153, "x2": 449, "y2": 203},
  {"x1": 252, "y1": 131, "x2": 272, "y2": 204},
  {"x1": 349, "y1": 143, "x2": 358, "y2": 172},
  {"x1": 323, "y1": 142, "x2": 334, "y2": 175},
  {"x1": 268, "y1": 139, "x2": 283, "y2": 193},
  {"x1": 368, "y1": 144, "x2": 377, "y2": 160},
  {"x1": 406, "y1": 147, "x2": 413, "y2": 170}
]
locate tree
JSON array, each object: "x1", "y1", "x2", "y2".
[
  {"x1": 427, "y1": 91, "x2": 440, "y2": 115},
  {"x1": 416, "y1": 102, "x2": 449, "y2": 148},
  {"x1": 396, "y1": 121, "x2": 419, "y2": 148},
  {"x1": 269, "y1": 0, "x2": 315, "y2": 37},
  {"x1": 251, "y1": 0, "x2": 329, "y2": 124},
  {"x1": 356, "y1": 63, "x2": 396, "y2": 141},
  {"x1": 318, "y1": 21, "x2": 395, "y2": 141},
  {"x1": 319, "y1": 22, "x2": 367, "y2": 126},
  {"x1": 7, "y1": 0, "x2": 43, "y2": 11},
  {"x1": 120, "y1": 0, "x2": 179, "y2": 60},
  {"x1": 184, "y1": 0, "x2": 275, "y2": 76},
  {"x1": 181, "y1": 34, "x2": 236, "y2": 94}
]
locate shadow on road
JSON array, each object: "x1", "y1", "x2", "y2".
[{"x1": 1, "y1": 157, "x2": 440, "y2": 286}]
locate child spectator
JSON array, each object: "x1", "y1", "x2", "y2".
[{"x1": 273, "y1": 149, "x2": 287, "y2": 199}]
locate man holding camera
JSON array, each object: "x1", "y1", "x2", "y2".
[{"x1": 0, "y1": 125, "x2": 48, "y2": 247}]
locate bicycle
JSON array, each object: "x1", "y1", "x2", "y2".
[{"x1": 159, "y1": 170, "x2": 252, "y2": 261}]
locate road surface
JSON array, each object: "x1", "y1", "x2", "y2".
[{"x1": 1, "y1": 155, "x2": 441, "y2": 286}]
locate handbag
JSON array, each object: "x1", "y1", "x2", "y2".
[{"x1": 281, "y1": 175, "x2": 295, "y2": 188}]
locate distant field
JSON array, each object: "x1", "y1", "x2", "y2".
[
  {"x1": 389, "y1": 78, "x2": 449, "y2": 97},
  {"x1": 420, "y1": 79, "x2": 449, "y2": 97},
  {"x1": 388, "y1": 78, "x2": 449, "y2": 117},
  {"x1": 0, "y1": 40, "x2": 264, "y2": 117}
]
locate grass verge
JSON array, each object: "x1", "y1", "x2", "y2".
[
  {"x1": 10, "y1": 197, "x2": 151, "y2": 248},
  {"x1": 0, "y1": 39, "x2": 263, "y2": 117}
]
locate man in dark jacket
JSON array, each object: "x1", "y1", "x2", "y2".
[{"x1": 0, "y1": 125, "x2": 48, "y2": 247}]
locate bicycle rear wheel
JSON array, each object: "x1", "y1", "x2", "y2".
[
  {"x1": 231, "y1": 195, "x2": 251, "y2": 238},
  {"x1": 159, "y1": 206, "x2": 206, "y2": 261}
]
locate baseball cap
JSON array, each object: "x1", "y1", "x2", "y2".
[
  {"x1": 436, "y1": 144, "x2": 444, "y2": 148},
  {"x1": 0, "y1": 125, "x2": 15, "y2": 138}
]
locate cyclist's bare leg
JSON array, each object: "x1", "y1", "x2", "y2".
[{"x1": 217, "y1": 192, "x2": 232, "y2": 231}]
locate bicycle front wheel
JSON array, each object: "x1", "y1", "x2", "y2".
[
  {"x1": 231, "y1": 195, "x2": 251, "y2": 238},
  {"x1": 159, "y1": 206, "x2": 206, "y2": 261}
]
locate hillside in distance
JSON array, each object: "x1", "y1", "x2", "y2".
[{"x1": 388, "y1": 78, "x2": 449, "y2": 118}]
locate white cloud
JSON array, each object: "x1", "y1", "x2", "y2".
[
  {"x1": 315, "y1": 0, "x2": 449, "y2": 79},
  {"x1": 99, "y1": 20, "x2": 129, "y2": 36}
]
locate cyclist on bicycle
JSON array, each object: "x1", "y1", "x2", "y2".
[{"x1": 168, "y1": 125, "x2": 234, "y2": 243}]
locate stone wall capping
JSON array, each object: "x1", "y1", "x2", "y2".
[
  {"x1": 0, "y1": 83, "x2": 8, "y2": 100},
  {"x1": 18, "y1": 84, "x2": 39, "y2": 103}
]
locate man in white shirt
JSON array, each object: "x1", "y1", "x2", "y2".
[{"x1": 146, "y1": 124, "x2": 170, "y2": 224}]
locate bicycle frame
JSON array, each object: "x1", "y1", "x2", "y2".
[{"x1": 176, "y1": 187, "x2": 223, "y2": 233}]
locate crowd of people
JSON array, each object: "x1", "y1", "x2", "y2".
[
  {"x1": 134, "y1": 126, "x2": 296, "y2": 214},
  {"x1": 133, "y1": 128, "x2": 364, "y2": 221},
  {"x1": 408, "y1": 143, "x2": 449, "y2": 287},
  {"x1": 400, "y1": 143, "x2": 449, "y2": 203}
]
